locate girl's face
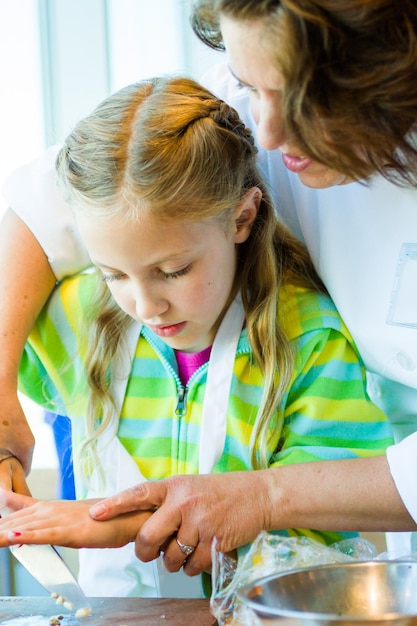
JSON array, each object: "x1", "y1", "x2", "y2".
[
  {"x1": 76, "y1": 195, "x2": 257, "y2": 353},
  {"x1": 220, "y1": 16, "x2": 351, "y2": 189}
]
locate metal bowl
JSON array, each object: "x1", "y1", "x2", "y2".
[{"x1": 237, "y1": 560, "x2": 417, "y2": 626}]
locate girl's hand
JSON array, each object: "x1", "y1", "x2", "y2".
[{"x1": 0, "y1": 488, "x2": 152, "y2": 549}]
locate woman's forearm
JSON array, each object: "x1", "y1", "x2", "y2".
[
  {"x1": 0, "y1": 209, "x2": 56, "y2": 474},
  {"x1": 265, "y1": 455, "x2": 416, "y2": 532},
  {"x1": 89, "y1": 455, "x2": 416, "y2": 575}
]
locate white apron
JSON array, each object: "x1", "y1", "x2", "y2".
[{"x1": 77, "y1": 294, "x2": 245, "y2": 597}]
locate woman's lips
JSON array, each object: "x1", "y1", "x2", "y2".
[
  {"x1": 149, "y1": 321, "x2": 187, "y2": 338},
  {"x1": 281, "y1": 152, "x2": 313, "y2": 174}
]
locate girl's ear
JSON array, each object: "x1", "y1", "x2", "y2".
[{"x1": 234, "y1": 187, "x2": 262, "y2": 243}]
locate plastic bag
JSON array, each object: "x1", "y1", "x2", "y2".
[{"x1": 210, "y1": 532, "x2": 378, "y2": 626}]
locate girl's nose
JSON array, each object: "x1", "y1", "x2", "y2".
[
  {"x1": 134, "y1": 285, "x2": 168, "y2": 322},
  {"x1": 252, "y1": 93, "x2": 288, "y2": 151}
]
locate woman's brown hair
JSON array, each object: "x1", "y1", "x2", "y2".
[{"x1": 192, "y1": 0, "x2": 417, "y2": 186}]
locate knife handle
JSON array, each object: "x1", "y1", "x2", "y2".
[{"x1": 0, "y1": 504, "x2": 13, "y2": 518}]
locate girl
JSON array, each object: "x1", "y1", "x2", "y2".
[
  {"x1": 79, "y1": 0, "x2": 417, "y2": 569},
  {"x1": 0, "y1": 76, "x2": 391, "y2": 597}
]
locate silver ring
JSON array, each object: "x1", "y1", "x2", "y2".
[{"x1": 176, "y1": 538, "x2": 196, "y2": 557}]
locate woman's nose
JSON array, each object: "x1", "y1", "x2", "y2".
[{"x1": 252, "y1": 93, "x2": 288, "y2": 151}]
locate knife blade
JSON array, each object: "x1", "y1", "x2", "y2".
[
  {"x1": 0, "y1": 504, "x2": 90, "y2": 613},
  {"x1": 9, "y1": 543, "x2": 91, "y2": 613}
]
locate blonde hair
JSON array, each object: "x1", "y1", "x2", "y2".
[
  {"x1": 56, "y1": 76, "x2": 325, "y2": 476},
  {"x1": 192, "y1": 0, "x2": 417, "y2": 186}
]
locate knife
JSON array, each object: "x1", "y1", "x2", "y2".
[
  {"x1": 1, "y1": 505, "x2": 90, "y2": 613},
  {"x1": 9, "y1": 543, "x2": 91, "y2": 613}
]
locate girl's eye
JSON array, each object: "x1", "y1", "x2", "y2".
[
  {"x1": 101, "y1": 272, "x2": 126, "y2": 283},
  {"x1": 162, "y1": 265, "x2": 191, "y2": 280}
]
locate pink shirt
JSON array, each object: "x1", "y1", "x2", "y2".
[{"x1": 175, "y1": 346, "x2": 212, "y2": 386}]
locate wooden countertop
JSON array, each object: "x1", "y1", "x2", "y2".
[{"x1": 0, "y1": 597, "x2": 218, "y2": 625}]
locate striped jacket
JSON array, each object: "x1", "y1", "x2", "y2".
[{"x1": 19, "y1": 271, "x2": 393, "y2": 546}]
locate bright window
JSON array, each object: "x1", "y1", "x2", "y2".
[
  {"x1": 107, "y1": 0, "x2": 224, "y2": 90},
  {"x1": 0, "y1": 0, "x2": 44, "y2": 212}
]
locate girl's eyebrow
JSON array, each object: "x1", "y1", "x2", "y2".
[
  {"x1": 93, "y1": 262, "x2": 119, "y2": 271},
  {"x1": 92, "y1": 250, "x2": 192, "y2": 271}
]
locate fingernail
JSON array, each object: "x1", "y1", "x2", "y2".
[
  {"x1": 8, "y1": 531, "x2": 21, "y2": 538},
  {"x1": 90, "y1": 503, "x2": 106, "y2": 518}
]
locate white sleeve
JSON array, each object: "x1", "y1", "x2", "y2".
[
  {"x1": 386, "y1": 432, "x2": 417, "y2": 522},
  {"x1": 2, "y1": 145, "x2": 90, "y2": 280}
]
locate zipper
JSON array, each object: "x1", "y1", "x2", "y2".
[
  {"x1": 143, "y1": 331, "x2": 196, "y2": 419},
  {"x1": 173, "y1": 359, "x2": 213, "y2": 417},
  {"x1": 175, "y1": 385, "x2": 187, "y2": 416},
  {"x1": 142, "y1": 327, "x2": 248, "y2": 419}
]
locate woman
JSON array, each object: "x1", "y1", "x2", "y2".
[{"x1": 1, "y1": 0, "x2": 417, "y2": 575}]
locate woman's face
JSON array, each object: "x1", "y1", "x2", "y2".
[{"x1": 220, "y1": 15, "x2": 351, "y2": 189}]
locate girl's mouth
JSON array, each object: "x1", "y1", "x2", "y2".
[{"x1": 148, "y1": 321, "x2": 187, "y2": 338}]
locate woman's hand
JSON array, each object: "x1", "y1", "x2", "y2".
[
  {"x1": 0, "y1": 488, "x2": 152, "y2": 549},
  {"x1": 0, "y1": 393, "x2": 34, "y2": 494},
  {"x1": 89, "y1": 471, "x2": 272, "y2": 575},
  {"x1": 90, "y1": 457, "x2": 417, "y2": 575}
]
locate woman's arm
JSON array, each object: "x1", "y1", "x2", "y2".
[
  {"x1": 0, "y1": 209, "x2": 57, "y2": 492},
  {"x1": 88, "y1": 455, "x2": 416, "y2": 576},
  {"x1": 0, "y1": 147, "x2": 91, "y2": 493}
]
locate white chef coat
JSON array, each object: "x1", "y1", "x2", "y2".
[
  {"x1": 202, "y1": 64, "x2": 417, "y2": 548},
  {"x1": 3, "y1": 64, "x2": 417, "y2": 553}
]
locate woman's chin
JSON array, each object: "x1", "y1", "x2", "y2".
[{"x1": 296, "y1": 165, "x2": 352, "y2": 189}]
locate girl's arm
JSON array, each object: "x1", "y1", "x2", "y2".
[
  {"x1": 0, "y1": 489, "x2": 151, "y2": 549},
  {"x1": 0, "y1": 209, "x2": 57, "y2": 492}
]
